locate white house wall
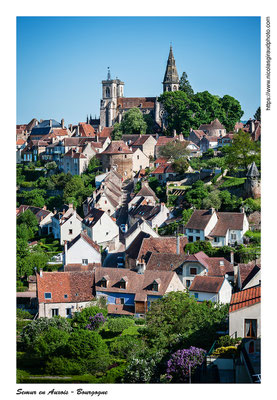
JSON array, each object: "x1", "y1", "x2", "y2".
[
  {"x1": 218, "y1": 279, "x2": 232, "y2": 304},
  {"x1": 132, "y1": 149, "x2": 149, "y2": 173},
  {"x1": 229, "y1": 303, "x2": 261, "y2": 338},
  {"x1": 165, "y1": 273, "x2": 185, "y2": 293},
  {"x1": 38, "y1": 300, "x2": 93, "y2": 318},
  {"x1": 60, "y1": 215, "x2": 82, "y2": 245},
  {"x1": 65, "y1": 236, "x2": 101, "y2": 265},
  {"x1": 125, "y1": 220, "x2": 159, "y2": 250}
]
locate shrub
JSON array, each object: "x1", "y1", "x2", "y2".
[
  {"x1": 65, "y1": 330, "x2": 109, "y2": 359},
  {"x1": 109, "y1": 335, "x2": 144, "y2": 359},
  {"x1": 45, "y1": 357, "x2": 85, "y2": 376},
  {"x1": 16, "y1": 308, "x2": 33, "y2": 319},
  {"x1": 33, "y1": 327, "x2": 70, "y2": 358},
  {"x1": 166, "y1": 346, "x2": 206, "y2": 382},
  {"x1": 86, "y1": 313, "x2": 107, "y2": 331},
  {"x1": 71, "y1": 305, "x2": 108, "y2": 330},
  {"x1": 124, "y1": 349, "x2": 165, "y2": 383},
  {"x1": 211, "y1": 346, "x2": 238, "y2": 358},
  {"x1": 216, "y1": 335, "x2": 242, "y2": 348},
  {"x1": 106, "y1": 317, "x2": 135, "y2": 334}
]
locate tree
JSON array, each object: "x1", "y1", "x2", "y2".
[
  {"x1": 179, "y1": 72, "x2": 194, "y2": 98},
  {"x1": 17, "y1": 209, "x2": 38, "y2": 236},
  {"x1": 254, "y1": 106, "x2": 261, "y2": 121},
  {"x1": 184, "y1": 180, "x2": 209, "y2": 209},
  {"x1": 23, "y1": 189, "x2": 46, "y2": 208},
  {"x1": 159, "y1": 141, "x2": 190, "y2": 160},
  {"x1": 166, "y1": 346, "x2": 206, "y2": 382},
  {"x1": 33, "y1": 327, "x2": 70, "y2": 358},
  {"x1": 120, "y1": 108, "x2": 147, "y2": 135},
  {"x1": 219, "y1": 94, "x2": 244, "y2": 131},
  {"x1": 202, "y1": 190, "x2": 222, "y2": 210},
  {"x1": 45, "y1": 161, "x2": 57, "y2": 171},
  {"x1": 173, "y1": 157, "x2": 189, "y2": 174},
  {"x1": 86, "y1": 156, "x2": 100, "y2": 173},
  {"x1": 193, "y1": 91, "x2": 225, "y2": 126},
  {"x1": 224, "y1": 130, "x2": 260, "y2": 170},
  {"x1": 143, "y1": 113, "x2": 155, "y2": 134},
  {"x1": 111, "y1": 122, "x2": 123, "y2": 140}
]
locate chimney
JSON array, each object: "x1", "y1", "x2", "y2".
[
  {"x1": 69, "y1": 203, "x2": 73, "y2": 209},
  {"x1": 43, "y1": 205, "x2": 47, "y2": 210},
  {"x1": 77, "y1": 125, "x2": 80, "y2": 136},
  {"x1": 50, "y1": 119, "x2": 52, "y2": 128},
  {"x1": 63, "y1": 209, "x2": 65, "y2": 215},
  {"x1": 83, "y1": 229, "x2": 87, "y2": 235},
  {"x1": 230, "y1": 251, "x2": 234, "y2": 265},
  {"x1": 69, "y1": 124, "x2": 72, "y2": 132},
  {"x1": 39, "y1": 269, "x2": 43, "y2": 277},
  {"x1": 61, "y1": 118, "x2": 65, "y2": 129},
  {"x1": 35, "y1": 120, "x2": 38, "y2": 126},
  {"x1": 173, "y1": 129, "x2": 177, "y2": 137},
  {"x1": 209, "y1": 207, "x2": 215, "y2": 215},
  {"x1": 176, "y1": 235, "x2": 180, "y2": 255},
  {"x1": 40, "y1": 119, "x2": 43, "y2": 123},
  {"x1": 96, "y1": 134, "x2": 99, "y2": 142}
]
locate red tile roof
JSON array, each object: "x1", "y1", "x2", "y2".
[
  {"x1": 209, "y1": 212, "x2": 244, "y2": 237},
  {"x1": 156, "y1": 136, "x2": 175, "y2": 146},
  {"x1": 79, "y1": 123, "x2": 96, "y2": 137},
  {"x1": 191, "y1": 130, "x2": 205, "y2": 139},
  {"x1": 189, "y1": 275, "x2": 225, "y2": 293},
  {"x1": 117, "y1": 97, "x2": 155, "y2": 109},
  {"x1": 63, "y1": 148, "x2": 87, "y2": 159},
  {"x1": 64, "y1": 263, "x2": 101, "y2": 272},
  {"x1": 137, "y1": 236, "x2": 188, "y2": 263},
  {"x1": 132, "y1": 135, "x2": 156, "y2": 146},
  {"x1": 99, "y1": 127, "x2": 113, "y2": 138},
  {"x1": 186, "y1": 209, "x2": 215, "y2": 230},
  {"x1": 101, "y1": 140, "x2": 133, "y2": 154},
  {"x1": 229, "y1": 286, "x2": 261, "y2": 312},
  {"x1": 107, "y1": 304, "x2": 134, "y2": 315},
  {"x1": 37, "y1": 271, "x2": 94, "y2": 303},
  {"x1": 152, "y1": 163, "x2": 175, "y2": 174},
  {"x1": 16, "y1": 138, "x2": 26, "y2": 145}
]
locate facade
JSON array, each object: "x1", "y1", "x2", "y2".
[
  {"x1": 63, "y1": 231, "x2": 101, "y2": 268},
  {"x1": 131, "y1": 135, "x2": 157, "y2": 158},
  {"x1": 132, "y1": 148, "x2": 150, "y2": 173},
  {"x1": 100, "y1": 140, "x2": 133, "y2": 180},
  {"x1": 36, "y1": 270, "x2": 94, "y2": 318},
  {"x1": 51, "y1": 204, "x2": 82, "y2": 245},
  {"x1": 189, "y1": 276, "x2": 232, "y2": 304},
  {"x1": 16, "y1": 205, "x2": 53, "y2": 235}
]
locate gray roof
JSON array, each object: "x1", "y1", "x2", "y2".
[
  {"x1": 246, "y1": 162, "x2": 260, "y2": 178},
  {"x1": 31, "y1": 119, "x2": 61, "y2": 137}
]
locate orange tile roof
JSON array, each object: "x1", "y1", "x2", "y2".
[
  {"x1": 229, "y1": 286, "x2": 261, "y2": 313},
  {"x1": 79, "y1": 123, "x2": 96, "y2": 137}
]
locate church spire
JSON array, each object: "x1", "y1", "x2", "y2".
[{"x1": 163, "y1": 45, "x2": 179, "y2": 92}]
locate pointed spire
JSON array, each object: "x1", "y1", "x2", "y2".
[
  {"x1": 246, "y1": 162, "x2": 260, "y2": 178},
  {"x1": 163, "y1": 45, "x2": 179, "y2": 91}
]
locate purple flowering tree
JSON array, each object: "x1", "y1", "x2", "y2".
[
  {"x1": 166, "y1": 346, "x2": 206, "y2": 382},
  {"x1": 86, "y1": 313, "x2": 106, "y2": 331}
]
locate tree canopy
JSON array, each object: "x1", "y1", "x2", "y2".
[
  {"x1": 179, "y1": 72, "x2": 194, "y2": 98},
  {"x1": 254, "y1": 106, "x2": 261, "y2": 121}
]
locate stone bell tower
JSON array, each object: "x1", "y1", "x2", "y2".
[
  {"x1": 244, "y1": 161, "x2": 261, "y2": 199},
  {"x1": 100, "y1": 68, "x2": 124, "y2": 130},
  {"x1": 162, "y1": 45, "x2": 180, "y2": 92}
]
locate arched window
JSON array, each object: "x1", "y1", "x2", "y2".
[
  {"x1": 105, "y1": 87, "x2": 110, "y2": 97},
  {"x1": 173, "y1": 85, "x2": 177, "y2": 91}
]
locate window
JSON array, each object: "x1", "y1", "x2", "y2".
[
  {"x1": 120, "y1": 298, "x2": 125, "y2": 305},
  {"x1": 119, "y1": 280, "x2": 126, "y2": 289},
  {"x1": 124, "y1": 155, "x2": 127, "y2": 158},
  {"x1": 66, "y1": 308, "x2": 72, "y2": 317},
  {"x1": 245, "y1": 319, "x2": 257, "y2": 338},
  {"x1": 69, "y1": 229, "x2": 73, "y2": 235},
  {"x1": 137, "y1": 155, "x2": 139, "y2": 159},
  {"x1": 44, "y1": 292, "x2": 52, "y2": 299},
  {"x1": 231, "y1": 233, "x2": 237, "y2": 240},
  {"x1": 100, "y1": 279, "x2": 107, "y2": 288},
  {"x1": 194, "y1": 293, "x2": 199, "y2": 299},
  {"x1": 190, "y1": 267, "x2": 197, "y2": 275},
  {"x1": 195, "y1": 229, "x2": 200, "y2": 233},
  {"x1": 82, "y1": 259, "x2": 88, "y2": 265},
  {"x1": 186, "y1": 280, "x2": 191, "y2": 288},
  {"x1": 64, "y1": 294, "x2": 68, "y2": 299},
  {"x1": 52, "y1": 308, "x2": 59, "y2": 317},
  {"x1": 152, "y1": 282, "x2": 159, "y2": 292},
  {"x1": 188, "y1": 236, "x2": 194, "y2": 243}
]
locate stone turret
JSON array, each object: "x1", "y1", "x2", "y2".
[
  {"x1": 244, "y1": 162, "x2": 261, "y2": 199},
  {"x1": 163, "y1": 45, "x2": 180, "y2": 92}
]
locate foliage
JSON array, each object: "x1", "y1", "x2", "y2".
[
  {"x1": 109, "y1": 335, "x2": 145, "y2": 359},
  {"x1": 17, "y1": 309, "x2": 33, "y2": 320},
  {"x1": 22, "y1": 189, "x2": 46, "y2": 208},
  {"x1": 243, "y1": 197, "x2": 261, "y2": 214},
  {"x1": 159, "y1": 141, "x2": 189, "y2": 160},
  {"x1": 202, "y1": 190, "x2": 222, "y2": 210},
  {"x1": 216, "y1": 335, "x2": 242, "y2": 348},
  {"x1": 33, "y1": 327, "x2": 70, "y2": 358},
  {"x1": 86, "y1": 156, "x2": 100, "y2": 174},
  {"x1": 86, "y1": 313, "x2": 107, "y2": 331},
  {"x1": 45, "y1": 161, "x2": 57, "y2": 170},
  {"x1": 166, "y1": 346, "x2": 206, "y2": 382},
  {"x1": 184, "y1": 180, "x2": 209, "y2": 208},
  {"x1": 20, "y1": 317, "x2": 72, "y2": 349},
  {"x1": 111, "y1": 123, "x2": 123, "y2": 140},
  {"x1": 244, "y1": 230, "x2": 261, "y2": 245},
  {"x1": 106, "y1": 317, "x2": 135, "y2": 334},
  {"x1": 45, "y1": 356, "x2": 85, "y2": 376},
  {"x1": 219, "y1": 176, "x2": 246, "y2": 188},
  {"x1": 143, "y1": 113, "x2": 155, "y2": 134},
  {"x1": 254, "y1": 106, "x2": 261, "y2": 121},
  {"x1": 224, "y1": 130, "x2": 260, "y2": 170},
  {"x1": 211, "y1": 346, "x2": 238, "y2": 358},
  {"x1": 184, "y1": 240, "x2": 214, "y2": 256},
  {"x1": 116, "y1": 108, "x2": 147, "y2": 135},
  {"x1": 179, "y1": 71, "x2": 194, "y2": 98},
  {"x1": 147, "y1": 176, "x2": 166, "y2": 201},
  {"x1": 71, "y1": 305, "x2": 108, "y2": 330},
  {"x1": 219, "y1": 190, "x2": 242, "y2": 212},
  {"x1": 219, "y1": 94, "x2": 244, "y2": 131},
  {"x1": 173, "y1": 157, "x2": 189, "y2": 174},
  {"x1": 182, "y1": 208, "x2": 194, "y2": 225}
]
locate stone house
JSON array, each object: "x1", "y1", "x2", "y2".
[
  {"x1": 229, "y1": 285, "x2": 261, "y2": 339},
  {"x1": 100, "y1": 140, "x2": 133, "y2": 180},
  {"x1": 237, "y1": 261, "x2": 261, "y2": 291},
  {"x1": 36, "y1": 270, "x2": 95, "y2": 318},
  {"x1": 189, "y1": 275, "x2": 232, "y2": 304},
  {"x1": 188, "y1": 129, "x2": 206, "y2": 147},
  {"x1": 51, "y1": 204, "x2": 82, "y2": 245},
  {"x1": 198, "y1": 118, "x2": 226, "y2": 137},
  {"x1": 132, "y1": 148, "x2": 150, "y2": 173},
  {"x1": 199, "y1": 136, "x2": 218, "y2": 152},
  {"x1": 124, "y1": 218, "x2": 160, "y2": 250},
  {"x1": 185, "y1": 208, "x2": 249, "y2": 246},
  {"x1": 94, "y1": 266, "x2": 184, "y2": 316},
  {"x1": 128, "y1": 202, "x2": 170, "y2": 230},
  {"x1": 151, "y1": 163, "x2": 178, "y2": 183},
  {"x1": 82, "y1": 208, "x2": 119, "y2": 250},
  {"x1": 131, "y1": 135, "x2": 157, "y2": 158}
]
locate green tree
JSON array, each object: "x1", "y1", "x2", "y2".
[
  {"x1": 224, "y1": 130, "x2": 260, "y2": 170},
  {"x1": 254, "y1": 106, "x2": 261, "y2": 121},
  {"x1": 111, "y1": 122, "x2": 123, "y2": 140},
  {"x1": 86, "y1": 156, "x2": 100, "y2": 173},
  {"x1": 23, "y1": 189, "x2": 46, "y2": 208},
  {"x1": 193, "y1": 91, "x2": 225, "y2": 126},
  {"x1": 219, "y1": 94, "x2": 244, "y2": 131},
  {"x1": 33, "y1": 327, "x2": 70, "y2": 358},
  {"x1": 173, "y1": 157, "x2": 189, "y2": 174},
  {"x1": 202, "y1": 190, "x2": 222, "y2": 210},
  {"x1": 17, "y1": 209, "x2": 38, "y2": 235},
  {"x1": 184, "y1": 180, "x2": 209, "y2": 209},
  {"x1": 159, "y1": 141, "x2": 189, "y2": 160},
  {"x1": 120, "y1": 108, "x2": 147, "y2": 135},
  {"x1": 143, "y1": 113, "x2": 155, "y2": 134},
  {"x1": 179, "y1": 72, "x2": 194, "y2": 98},
  {"x1": 181, "y1": 208, "x2": 193, "y2": 225},
  {"x1": 45, "y1": 161, "x2": 57, "y2": 171}
]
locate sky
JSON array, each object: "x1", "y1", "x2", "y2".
[{"x1": 16, "y1": 16, "x2": 261, "y2": 125}]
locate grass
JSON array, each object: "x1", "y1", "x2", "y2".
[{"x1": 219, "y1": 177, "x2": 246, "y2": 188}]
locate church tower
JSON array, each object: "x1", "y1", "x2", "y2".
[
  {"x1": 100, "y1": 68, "x2": 124, "y2": 130},
  {"x1": 163, "y1": 45, "x2": 179, "y2": 92}
]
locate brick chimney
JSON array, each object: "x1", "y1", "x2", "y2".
[
  {"x1": 50, "y1": 119, "x2": 52, "y2": 128},
  {"x1": 176, "y1": 235, "x2": 180, "y2": 255},
  {"x1": 61, "y1": 118, "x2": 65, "y2": 129},
  {"x1": 39, "y1": 269, "x2": 43, "y2": 277}
]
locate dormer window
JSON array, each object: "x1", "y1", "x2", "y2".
[
  {"x1": 190, "y1": 267, "x2": 197, "y2": 275},
  {"x1": 100, "y1": 278, "x2": 107, "y2": 288},
  {"x1": 152, "y1": 281, "x2": 159, "y2": 292},
  {"x1": 119, "y1": 278, "x2": 127, "y2": 289}
]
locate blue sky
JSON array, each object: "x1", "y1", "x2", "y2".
[{"x1": 16, "y1": 16, "x2": 260, "y2": 125}]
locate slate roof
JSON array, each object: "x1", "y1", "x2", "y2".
[
  {"x1": 246, "y1": 162, "x2": 260, "y2": 178},
  {"x1": 37, "y1": 271, "x2": 94, "y2": 303},
  {"x1": 82, "y1": 208, "x2": 105, "y2": 228},
  {"x1": 189, "y1": 275, "x2": 225, "y2": 293},
  {"x1": 125, "y1": 231, "x2": 150, "y2": 259},
  {"x1": 129, "y1": 204, "x2": 163, "y2": 222},
  {"x1": 101, "y1": 140, "x2": 133, "y2": 154},
  {"x1": 30, "y1": 119, "x2": 61, "y2": 137},
  {"x1": 229, "y1": 286, "x2": 261, "y2": 312}
]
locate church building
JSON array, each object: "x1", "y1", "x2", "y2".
[{"x1": 98, "y1": 45, "x2": 180, "y2": 131}]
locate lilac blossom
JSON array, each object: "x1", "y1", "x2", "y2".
[
  {"x1": 166, "y1": 346, "x2": 206, "y2": 382},
  {"x1": 86, "y1": 313, "x2": 106, "y2": 331}
]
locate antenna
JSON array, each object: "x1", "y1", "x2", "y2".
[{"x1": 107, "y1": 67, "x2": 111, "y2": 80}]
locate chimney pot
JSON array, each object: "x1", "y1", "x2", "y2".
[{"x1": 39, "y1": 269, "x2": 43, "y2": 277}]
